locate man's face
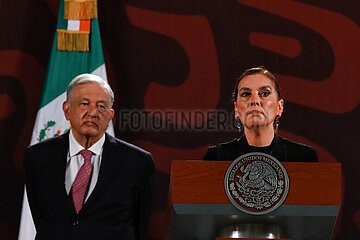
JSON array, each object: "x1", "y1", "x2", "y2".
[{"x1": 63, "y1": 82, "x2": 114, "y2": 141}]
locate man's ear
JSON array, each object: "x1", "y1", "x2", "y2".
[
  {"x1": 109, "y1": 109, "x2": 115, "y2": 120},
  {"x1": 63, "y1": 101, "x2": 70, "y2": 120}
]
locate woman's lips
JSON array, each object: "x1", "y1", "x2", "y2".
[{"x1": 248, "y1": 110, "x2": 262, "y2": 115}]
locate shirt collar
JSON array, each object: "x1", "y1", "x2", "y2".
[{"x1": 69, "y1": 129, "x2": 106, "y2": 157}]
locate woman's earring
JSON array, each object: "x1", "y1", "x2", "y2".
[
  {"x1": 274, "y1": 115, "x2": 280, "y2": 131},
  {"x1": 236, "y1": 118, "x2": 243, "y2": 131}
]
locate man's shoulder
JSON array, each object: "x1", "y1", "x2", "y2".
[
  {"x1": 27, "y1": 132, "x2": 68, "y2": 154},
  {"x1": 24, "y1": 133, "x2": 69, "y2": 169},
  {"x1": 105, "y1": 135, "x2": 154, "y2": 172},
  {"x1": 105, "y1": 134, "x2": 152, "y2": 160}
]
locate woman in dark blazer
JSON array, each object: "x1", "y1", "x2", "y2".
[{"x1": 203, "y1": 66, "x2": 318, "y2": 162}]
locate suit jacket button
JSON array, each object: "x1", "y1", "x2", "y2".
[{"x1": 72, "y1": 221, "x2": 79, "y2": 226}]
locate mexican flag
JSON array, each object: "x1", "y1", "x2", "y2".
[{"x1": 18, "y1": 1, "x2": 113, "y2": 239}]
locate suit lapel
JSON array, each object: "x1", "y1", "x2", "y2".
[
  {"x1": 235, "y1": 135, "x2": 251, "y2": 156},
  {"x1": 270, "y1": 134, "x2": 287, "y2": 162},
  {"x1": 49, "y1": 132, "x2": 77, "y2": 217}
]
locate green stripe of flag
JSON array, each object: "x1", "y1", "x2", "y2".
[{"x1": 39, "y1": 1, "x2": 104, "y2": 108}]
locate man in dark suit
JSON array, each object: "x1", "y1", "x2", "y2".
[{"x1": 24, "y1": 74, "x2": 154, "y2": 240}]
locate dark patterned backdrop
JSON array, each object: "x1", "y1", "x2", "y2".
[{"x1": 0, "y1": 0, "x2": 359, "y2": 239}]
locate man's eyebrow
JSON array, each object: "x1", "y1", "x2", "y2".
[{"x1": 80, "y1": 98, "x2": 107, "y2": 103}]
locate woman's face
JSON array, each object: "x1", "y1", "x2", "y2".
[{"x1": 234, "y1": 73, "x2": 283, "y2": 131}]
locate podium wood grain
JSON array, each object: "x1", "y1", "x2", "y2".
[{"x1": 171, "y1": 161, "x2": 341, "y2": 205}]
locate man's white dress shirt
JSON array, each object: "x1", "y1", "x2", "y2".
[{"x1": 65, "y1": 130, "x2": 105, "y2": 202}]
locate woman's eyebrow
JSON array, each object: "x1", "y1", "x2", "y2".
[
  {"x1": 259, "y1": 85, "x2": 272, "y2": 90},
  {"x1": 239, "y1": 87, "x2": 251, "y2": 91}
]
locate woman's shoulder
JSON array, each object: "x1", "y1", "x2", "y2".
[
  {"x1": 277, "y1": 135, "x2": 314, "y2": 150},
  {"x1": 203, "y1": 137, "x2": 243, "y2": 161},
  {"x1": 207, "y1": 137, "x2": 242, "y2": 152},
  {"x1": 277, "y1": 135, "x2": 318, "y2": 162},
  {"x1": 211, "y1": 138, "x2": 240, "y2": 148}
]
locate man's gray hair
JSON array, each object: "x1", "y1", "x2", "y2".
[{"x1": 66, "y1": 73, "x2": 114, "y2": 107}]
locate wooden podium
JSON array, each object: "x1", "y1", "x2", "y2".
[{"x1": 169, "y1": 161, "x2": 341, "y2": 240}]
